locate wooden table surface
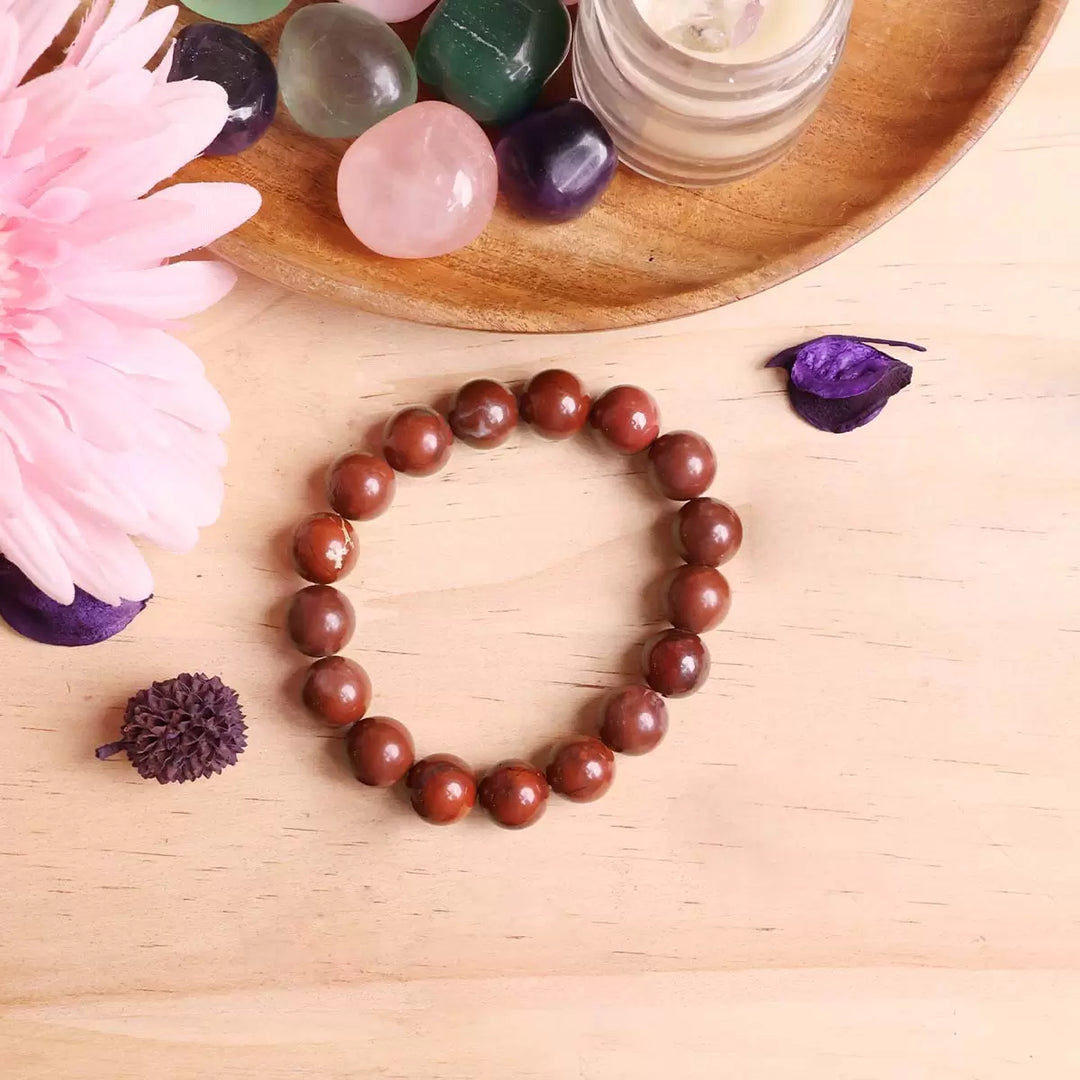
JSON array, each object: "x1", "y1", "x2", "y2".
[{"x1": 2, "y1": 7, "x2": 1078, "y2": 1077}]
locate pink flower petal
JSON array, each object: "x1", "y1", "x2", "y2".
[
  {"x1": 135, "y1": 372, "x2": 230, "y2": 433},
  {"x1": 64, "y1": 0, "x2": 112, "y2": 68},
  {"x1": 7, "y1": 0, "x2": 80, "y2": 90},
  {"x1": 0, "y1": 497, "x2": 75, "y2": 604},
  {"x1": 37, "y1": 492, "x2": 154, "y2": 603},
  {"x1": 152, "y1": 41, "x2": 175, "y2": 83},
  {"x1": 68, "y1": 182, "x2": 260, "y2": 265},
  {"x1": 0, "y1": 435, "x2": 25, "y2": 517},
  {"x1": 66, "y1": 260, "x2": 238, "y2": 319},
  {"x1": 8, "y1": 67, "x2": 84, "y2": 157},
  {"x1": 0, "y1": 16, "x2": 21, "y2": 99},
  {"x1": 26, "y1": 185, "x2": 90, "y2": 223},
  {"x1": 0, "y1": 344, "x2": 66, "y2": 387},
  {"x1": 0, "y1": 96, "x2": 28, "y2": 155},
  {"x1": 82, "y1": 6, "x2": 176, "y2": 83},
  {"x1": 53, "y1": 80, "x2": 230, "y2": 201},
  {"x1": 95, "y1": 325, "x2": 206, "y2": 381},
  {"x1": 67, "y1": 0, "x2": 156, "y2": 71},
  {"x1": 1, "y1": 0, "x2": 258, "y2": 608}
]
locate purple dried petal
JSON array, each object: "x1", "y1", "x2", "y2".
[
  {"x1": 766, "y1": 335, "x2": 925, "y2": 434},
  {"x1": 0, "y1": 557, "x2": 148, "y2": 646},
  {"x1": 766, "y1": 335, "x2": 923, "y2": 370},
  {"x1": 793, "y1": 338, "x2": 894, "y2": 399},
  {"x1": 788, "y1": 377, "x2": 899, "y2": 433}
]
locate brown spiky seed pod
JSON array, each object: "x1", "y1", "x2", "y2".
[{"x1": 96, "y1": 673, "x2": 247, "y2": 783}]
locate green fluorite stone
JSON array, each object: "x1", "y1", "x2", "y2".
[
  {"x1": 181, "y1": 0, "x2": 291, "y2": 24},
  {"x1": 415, "y1": 0, "x2": 571, "y2": 126},
  {"x1": 278, "y1": 4, "x2": 418, "y2": 138}
]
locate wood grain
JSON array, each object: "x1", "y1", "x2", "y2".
[
  {"x1": 154, "y1": 0, "x2": 1066, "y2": 330},
  {"x1": 1, "y1": 4, "x2": 1079, "y2": 1076}
]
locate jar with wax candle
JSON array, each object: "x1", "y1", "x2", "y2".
[{"x1": 572, "y1": 0, "x2": 854, "y2": 186}]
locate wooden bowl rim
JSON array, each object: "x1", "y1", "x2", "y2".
[{"x1": 206, "y1": 0, "x2": 1067, "y2": 334}]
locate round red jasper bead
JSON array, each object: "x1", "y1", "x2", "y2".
[
  {"x1": 599, "y1": 686, "x2": 669, "y2": 755},
  {"x1": 326, "y1": 451, "x2": 396, "y2": 521},
  {"x1": 448, "y1": 379, "x2": 519, "y2": 448},
  {"x1": 302, "y1": 655, "x2": 372, "y2": 726},
  {"x1": 590, "y1": 385, "x2": 661, "y2": 454},
  {"x1": 641, "y1": 628, "x2": 710, "y2": 698},
  {"x1": 407, "y1": 754, "x2": 477, "y2": 824},
  {"x1": 286, "y1": 584, "x2": 355, "y2": 657},
  {"x1": 647, "y1": 431, "x2": 717, "y2": 501},
  {"x1": 546, "y1": 735, "x2": 615, "y2": 802},
  {"x1": 519, "y1": 369, "x2": 591, "y2": 439},
  {"x1": 672, "y1": 498, "x2": 743, "y2": 566},
  {"x1": 383, "y1": 406, "x2": 453, "y2": 476},
  {"x1": 346, "y1": 716, "x2": 415, "y2": 787},
  {"x1": 292, "y1": 512, "x2": 358, "y2": 584},
  {"x1": 663, "y1": 564, "x2": 731, "y2": 634},
  {"x1": 478, "y1": 759, "x2": 550, "y2": 828}
]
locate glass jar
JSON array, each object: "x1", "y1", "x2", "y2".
[{"x1": 573, "y1": 0, "x2": 854, "y2": 186}]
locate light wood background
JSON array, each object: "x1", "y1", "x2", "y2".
[{"x1": 1, "y1": 6, "x2": 1078, "y2": 1077}]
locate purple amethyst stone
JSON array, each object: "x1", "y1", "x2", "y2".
[
  {"x1": 496, "y1": 100, "x2": 617, "y2": 223},
  {"x1": 169, "y1": 24, "x2": 278, "y2": 156}
]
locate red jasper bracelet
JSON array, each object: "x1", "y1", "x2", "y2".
[{"x1": 285, "y1": 371, "x2": 743, "y2": 828}]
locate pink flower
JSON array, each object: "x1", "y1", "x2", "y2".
[{"x1": 0, "y1": 0, "x2": 260, "y2": 605}]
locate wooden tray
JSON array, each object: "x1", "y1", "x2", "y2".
[{"x1": 162, "y1": 0, "x2": 1065, "y2": 331}]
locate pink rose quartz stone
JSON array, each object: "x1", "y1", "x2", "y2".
[
  {"x1": 338, "y1": 0, "x2": 434, "y2": 22},
  {"x1": 337, "y1": 101, "x2": 498, "y2": 260}
]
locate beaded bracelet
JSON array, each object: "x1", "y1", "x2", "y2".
[{"x1": 285, "y1": 371, "x2": 743, "y2": 828}]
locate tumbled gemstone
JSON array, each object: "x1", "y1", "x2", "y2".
[
  {"x1": 277, "y1": 3, "x2": 417, "y2": 138},
  {"x1": 338, "y1": 0, "x2": 435, "y2": 23},
  {"x1": 415, "y1": 0, "x2": 571, "y2": 125},
  {"x1": 496, "y1": 100, "x2": 617, "y2": 222},
  {"x1": 169, "y1": 24, "x2": 277, "y2": 156},
  {"x1": 181, "y1": 1, "x2": 291, "y2": 26},
  {"x1": 337, "y1": 101, "x2": 497, "y2": 259}
]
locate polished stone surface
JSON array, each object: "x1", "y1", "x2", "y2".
[
  {"x1": 598, "y1": 686, "x2": 669, "y2": 755},
  {"x1": 641, "y1": 628, "x2": 710, "y2": 698},
  {"x1": 448, "y1": 379, "x2": 519, "y2": 448},
  {"x1": 382, "y1": 406, "x2": 454, "y2": 476},
  {"x1": 546, "y1": 735, "x2": 615, "y2": 802},
  {"x1": 478, "y1": 760, "x2": 550, "y2": 828},
  {"x1": 346, "y1": 716, "x2": 415, "y2": 786},
  {"x1": 182, "y1": 0, "x2": 290, "y2": 24},
  {"x1": 519, "y1": 369, "x2": 591, "y2": 439},
  {"x1": 169, "y1": 24, "x2": 277, "y2": 156},
  {"x1": 339, "y1": 0, "x2": 434, "y2": 23},
  {"x1": 338, "y1": 102, "x2": 497, "y2": 259},
  {"x1": 496, "y1": 101, "x2": 617, "y2": 223},
  {"x1": 292, "y1": 513, "x2": 359, "y2": 584},
  {"x1": 278, "y1": 3, "x2": 417, "y2": 138},
  {"x1": 416, "y1": 0, "x2": 571, "y2": 125},
  {"x1": 663, "y1": 565, "x2": 730, "y2": 634},
  {"x1": 589, "y1": 385, "x2": 661, "y2": 454},
  {"x1": 672, "y1": 497, "x2": 743, "y2": 566},
  {"x1": 302, "y1": 656, "x2": 372, "y2": 726},
  {"x1": 407, "y1": 754, "x2": 477, "y2": 824},
  {"x1": 286, "y1": 585, "x2": 356, "y2": 657},
  {"x1": 647, "y1": 430, "x2": 717, "y2": 501},
  {"x1": 326, "y1": 452, "x2": 397, "y2": 521}
]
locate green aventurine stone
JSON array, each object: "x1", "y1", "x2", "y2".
[
  {"x1": 415, "y1": 0, "x2": 571, "y2": 126},
  {"x1": 181, "y1": 0, "x2": 291, "y2": 25}
]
